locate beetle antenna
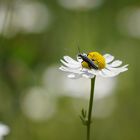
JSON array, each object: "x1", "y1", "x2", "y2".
[
  {"x1": 77, "y1": 41, "x2": 81, "y2": 53},
  {"x1": 78, "y1": 45, "x2": 81, "y2": 53}
]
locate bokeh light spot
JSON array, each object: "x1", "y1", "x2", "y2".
[{"x1": 21, "y1": 87, "x2": 56, "y2": 121}]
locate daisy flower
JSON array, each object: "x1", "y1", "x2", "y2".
[
  {"x1": 0, "y1": 123, "x2": 10, "y2": 140},
  {"x1": 59, "y1": 52, "x2": 128, "y2": 79},
  {"x1": 59, "y1": 51, "x2": 128, "y2": 140}
]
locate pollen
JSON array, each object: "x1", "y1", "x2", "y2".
[
  {"x1": 87, "y1": 52, "x2": 106, "y2": 69},
  {"x1": 81, "y1": 61, "x2": 90, "y2": 69}
]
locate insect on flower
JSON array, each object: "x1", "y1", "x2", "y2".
[
  {"x1": 59, "y1": 51, "x2": 128, "y2": 79},
  {"x1": 78, "y1": 53, "x2": 98, "y2": 70},
  {"x1": 78, "y1": 51, "x2": 107, "y2": 70}
]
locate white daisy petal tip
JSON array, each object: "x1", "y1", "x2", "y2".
[
  {"x1": 120, "y1": 67, "x2": 128, "y2": 72},
  {"x1": 59, "y1": 66, "x2": 64, "y2": 71},
  {"x1": 104, "y1": 54, "x2": 115, "y2": 63},
  {"x1": 67, "y1": 74, "x2": 75, "y2": 78},
  {"x1": 67, "y1": 74, "x2": 82, "y2": 79},
  {"x1": 59, "y1": 66, "x2": 66, "y2": 71},
  {"x1": 110, "y1": 60, "x2": 122, "y2": 67},
  {"x1": 59, "y1": 52, "x2": 128, "y2": 79}
]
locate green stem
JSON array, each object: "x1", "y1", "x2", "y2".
[{"x1": 87, "y1": 77, "x2": 96, "y2": 140}]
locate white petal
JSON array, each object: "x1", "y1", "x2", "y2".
[
  {"x1": 90, "y1": 69, "x2": 100, "y2": 76},
  {"x1": 82, "y1": 74, "x2": 91, "y2": 78},
  {"x1": 63, "y1": 56, "x2": 79, "y2": 65},
  {"x1": 100, "y1": 69, "x2": 111, "y2": 77},
  {"x1": 67, "y1": 73, "x2": 82, "y2": 79},
  {"x1": 110, "y1": 60, "x2": 122, "y2": 67},
  {"x1": 106, "y1": 64, "x2": 128, "y2": 73},
  {"x1": 104, "y1": 54, "x2": 114, "y2": 63},
  {"x1": 60, "y1": 59, "x2": 81, "y2": 68},
  {"x1": 82, "y1": 73, "x2": 95, "y2": 79},
  {"x1": 59, "y1": 66, "x2": 67, "y2": 71},
  {"x1": 100, "y1": 69, "x2": 119, "y2": 77},
  {"x1": 99, "y1": 70, "x2": 107, "y2": 77},
  {"x1": 59, "y1": 66, "x2": 83, "y2": 74}
]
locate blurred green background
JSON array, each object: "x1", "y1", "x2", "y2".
[{"x1": 0, "y1": 0, "x2": 139, "y2": 140}]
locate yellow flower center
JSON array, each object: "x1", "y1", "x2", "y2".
[{"x1": 81, "y1": 52, "x2": 106, "y2": 70}]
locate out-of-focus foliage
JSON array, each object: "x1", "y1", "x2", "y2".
[{"x1": 0, "y1": 0, "x2": 140, "y2": 140}]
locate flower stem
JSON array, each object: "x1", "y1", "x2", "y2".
[{"x1": 87, "y1": 77, "x2": 96, "y2": 140}]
